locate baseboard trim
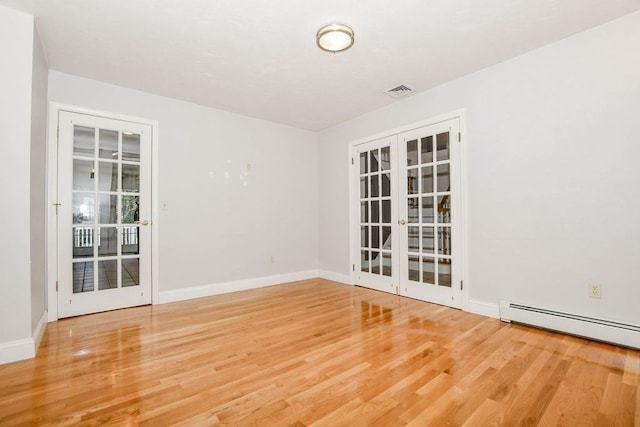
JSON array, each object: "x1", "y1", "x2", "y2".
[
  {"x1": 158, "y1": 270, "x2": 319, "y2": 304},
  {"x1": 0, "y1": 338, "x2": 34, "y2": 365},
  {"x1": 468, "y1": 299, "x2": 500, "y2": 319},
  {"x1": 318, "y1": 270, "x2": 351, "y2": 285}
]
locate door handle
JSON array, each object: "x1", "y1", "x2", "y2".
[
  {"x1": 135, "y1": 220, "x2": 151, "y2": 226},
  {"x1": 399, "y1": 219, "x2": 407, "y2": 225}
]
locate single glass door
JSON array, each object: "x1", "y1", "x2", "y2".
[
  {"x1": 57, "y1": 111, "x2": 152, "y2": 318},
  {"x1": 397, "y1": 120, "x2": 462, "y2": 307}
]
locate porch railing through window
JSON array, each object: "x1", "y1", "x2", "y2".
[{"x1": 73, "y1": 227, "x2": 138, "y2": 249}]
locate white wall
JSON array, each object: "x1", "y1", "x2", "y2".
[
  {"x1": 30, "y1": 26, "x2": 48, "y2": 334},
  {"x1": 318, "y1": 11, "x2": 640, "y2": 324},
  {"x1": 0, "y1": 5, "x2": 35, "y2": 358},
  {"x1": 48, "y1": 72, "x2": 319, "y2": 295}
]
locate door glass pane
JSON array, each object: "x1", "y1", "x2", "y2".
[
  {"x1": 407, "y1": 140, "x2": 418, "y2": 166},
  {"x1": 99, "y1": 194, "x2": 118, "y2": 224},
  {"x1": 382, "y1": 226, "x2": 391, "y2": 249},
  {"x1": 73, "y1": 193, "x2": 94, "y2": 225},
  {"x1": 437, "y1": 164, "x2": 450, "y2": 192},
  {"x1": 370, "y1": 150, "x2": 379, "y2": 172},
  {"x1": 359, "y1": 153, "x2": 368, "y2": 174},
  {"x1": 99, "y1": 129, "x2": 119, "y2": 159},
  {"x1": 122, "y1": 227, "x2": 140, "y2": 255},
  {"x1": 121, "y1": 196, "x2": 140, "y2": 224},
  {"x1": 407, "y1": 169, "x2": 418, "y2": 194},
  {"x1": 122, "y1": 258, "x2": 140, "y2": 287},
  {"x1": 361, "y1": 250, "x2": 370, "y2": 272},
  {"x1": 371, "y1": 226, "x2": 380, "y2": 249},
  {"x1": 438, "y1": 227, "x2": 452, "y2": 256},
  {"x1": 408, "y1": 255, "x2": 420, "y2": 281},
  {"x1": 408, "y1": 226, "x2": 419, "y2": 251},
  {"x1": 421, "y1": 166, "x2": 433, "y2": 194},
  {"x1": 73, "y1": 227, "x2": 94, "y2": 258},
  {"x1": 122, "y1": 164, "x2": 140, "y2": 193},
  {"x1": 408, "y1": 198, "x2": 418, "y2": 223},
  {"x1": 122, "y1": 133, "x2": 141, "y2": 162},
  {"x1": 360, "y1": 177, "x2": 368, "y2": 198},
  {"x1": 421, "y1": 136, "x2": 433, "y2": 164},
  {"x1": 422, "y1": 227, "x2": 435, "y2": 253},
  {"x1": 371, "y1": 200, "x2": 379, "y2": 223},
  {"x1": 438, "y1": 259, "x2": 452, "y2": 287},
  {"x1": 380, "y1": 147, "x2": 390, "y2": 171},
  {"x1": 98, "y1": 227, "x2": 118, "y2": 256},
  {"x1": 73, "y1": 160, "x2": 95, "y2": 191},
  {"x1": 382, "y1": 173, "x2": 390, "y2": 197},
  {"x1": 371, "y1": 251, "x2": 380, "y2": 274},
  {"x1": 360, "y1": 226, "x2": 369, "y2": 248},
  {"x1": 73, "y1": 261, "x2": 94, "y2": 293},
  {"x1": 422, "y1": 196, "x2": 434, "y2": 223},
  {"x1": 98, "y1": 260, "x2": 118, "y2": 290},
  {"x1": 436, "y1": 132, "x2": 449, "y2": 161},
  {"x1": 437, "y1": 195, "x2": 451, "y2": 223},
  {"x1": 370, "y1": 174, "x2": 379, "y2": 197},
  {"x1": 381, "y1": 200, "x2": 391, "y2": 223},
  {"x1": 360, "y1": 202, "x2": 368, "y2": 223},
  {"x1": 73, "y1": 126, "x2": 94, "y2": 157},
  {"x1": 98, "y1": 162, "x2": 118, "y2": 192},
  {"x1": 382, "y1": 253, "x2": 392, "y2": 277},
  {"x1": 422, "y1": 257, "x2": 435, "y2": 284}
]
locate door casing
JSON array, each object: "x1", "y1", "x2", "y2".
[{"x1": 46, "y1": 103, "x2": 160, "y2": 321}]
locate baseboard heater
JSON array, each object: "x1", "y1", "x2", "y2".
[{"x1": 499, "y1": 301, "x2": 640, "y2": 349}]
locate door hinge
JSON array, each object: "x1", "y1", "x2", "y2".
[
  {"x1": 57, "y1": 126, "x2": 59, "y2": 141},
  {"x1": 352, "y1": 264, "x2": 355, "y2": 271},
  {"x1": 56, "y1": 281, "x2": 58, "y2": 292},
  {"x1": 458, "y1": 132, "x2": 461, "y2": 142},
  {"x1": 460, "y1": 280, "x2": 464, "y2": 290},
  {"x1": 53, "y1": 202, "x2": 61, "y2": 215},
  {"x1": 351, "y1": 157, "x2": 354, "y2": 165}
]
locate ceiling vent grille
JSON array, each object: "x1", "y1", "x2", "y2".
[{"x1": 384, "y1": 84, "x2": 414, "y2": 98}]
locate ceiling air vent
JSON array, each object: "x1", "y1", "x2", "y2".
[{"x1": 384, "y1": 84, "x2": 414, "y2": 98}]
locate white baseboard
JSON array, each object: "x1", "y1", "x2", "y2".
[
  {"x1": 0, "y1": 338, "x2": 34, "y2": 365},
  {"x1": 158, "y1": 270, "x2": 319, "y2": 304},
  {"x1": 468, "y1": 299, "x2": 500, "y2": 319},
  {"x1": 318, "y1": 270, "x2": 351, "y2": 285},
  {"x1": 0, "y1": 310, "x2": 49, "y2": 365}
]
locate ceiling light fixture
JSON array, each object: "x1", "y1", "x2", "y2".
[{"x1": 316, "y1": 23, "x2": 354, "y2": 53}]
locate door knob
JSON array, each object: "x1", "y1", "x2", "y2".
[
  {"x1": 135, "y1": 220, "x2": 151, "y2": 226},
  {"x1": 399, "y1": 219, "x2": 407, "y2": 225}
]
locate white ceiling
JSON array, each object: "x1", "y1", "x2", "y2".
[{"x1": 2, "y1": 0, "x2": 639, "y2": 131}]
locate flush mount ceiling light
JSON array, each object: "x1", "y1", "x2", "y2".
[{"x1": 316, "y1": 23, "x2": 355, "y2": 53}]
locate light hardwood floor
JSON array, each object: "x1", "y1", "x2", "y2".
[{"x1": 0, "y1": 279, "x2": 638, "y2": 425}]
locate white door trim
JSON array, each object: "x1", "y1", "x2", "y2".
[
  {"x1": 348, "y1": 109, "x2": 469, "y2": 311},
  {"x1": 46, "y1": 102, "x2": 160, "y2": 321}
]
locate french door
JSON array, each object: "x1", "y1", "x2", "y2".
[
  {"x1": 57, "y1": 111, "x2": 152, "y2": 318},
  {"x1": 352, "y1": 118, "x2": 463, "y2": 308}
]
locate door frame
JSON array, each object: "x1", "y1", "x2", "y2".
[
  {"x1": 348, "y1": 109, "x2": 469, "y2": 311},
  {"x1": 46, "y1": 103, "x2": 160, "y2": 321}
]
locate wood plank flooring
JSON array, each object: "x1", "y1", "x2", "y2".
[{"x1": 0, "y1": 279, "x2": 638, "y2": 425}]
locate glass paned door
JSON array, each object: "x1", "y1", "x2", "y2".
[
  {"x1": 398, "y1": 120, "x2": 461, "y2": 307},
  {"x1": 351, "y1": 118, "x2": 462, "y2": 309},
  {"x1": 58, "y1": 111, "x2": 152, "y2": 318},
  {"x1": 353, "y1": 136, "x2": 397, "y2": 294}
]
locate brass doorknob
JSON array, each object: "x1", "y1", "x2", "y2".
[
  {"x1": 399, "y1": 219, "x2": 407, "y2": 225},
  {"x1": 135, "y1": 220, "x2": 151, "y2": 226}
]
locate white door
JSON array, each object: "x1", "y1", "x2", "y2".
[
  {"x1": 352, "y1": 118, "x2": 463, "y2": 308},
  {"x1": 57, "y1": 111, "x2": 152, "y2": 318}
]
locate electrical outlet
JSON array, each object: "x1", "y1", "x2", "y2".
[
  {"x1": 160, "y1": 200, "x2": 169, "y2": 211},
  {"x1": 588, "y1": 283, "x2": 602, "y2": 299}
]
